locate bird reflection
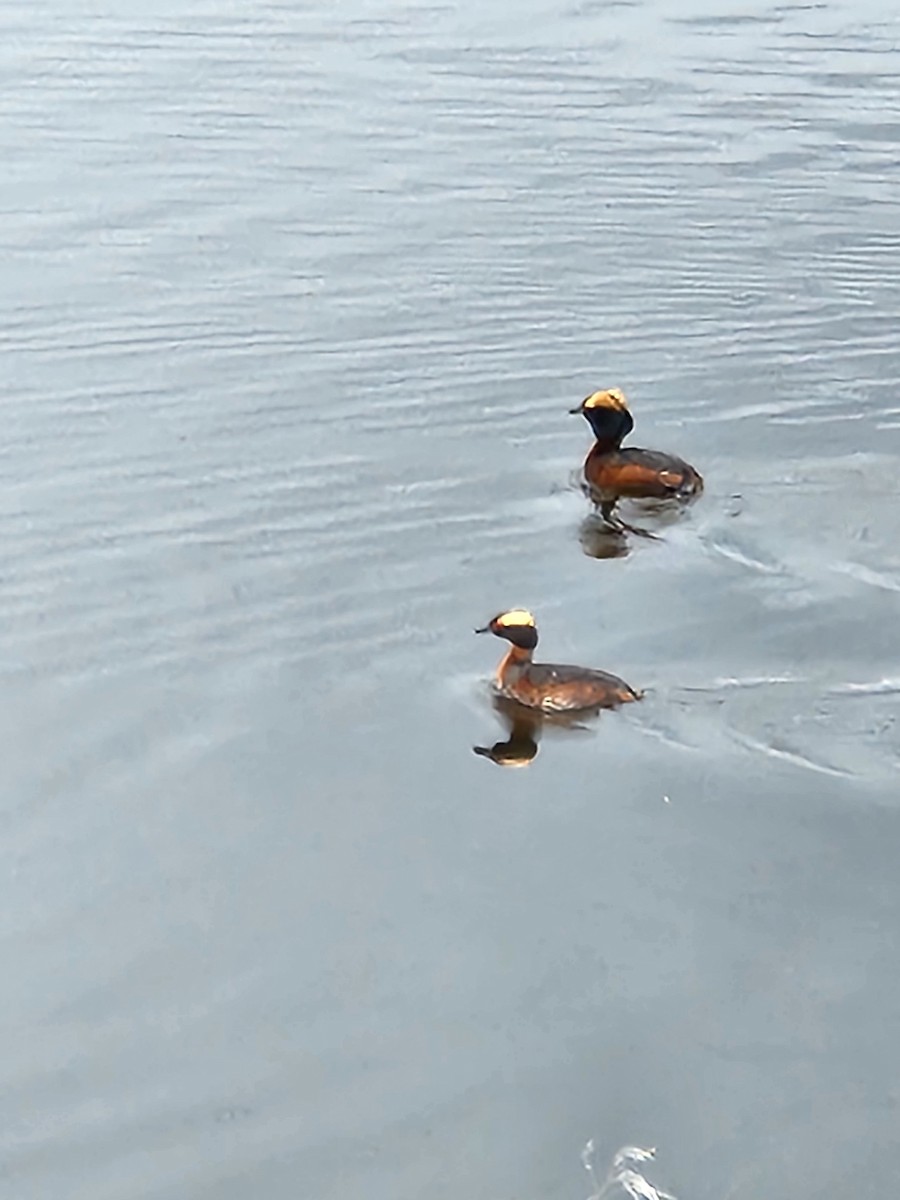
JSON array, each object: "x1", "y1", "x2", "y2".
[
  {"x1": 579, "y1": 513, "x2": 631, "y2": 560},
  {"x1": 579, "y1": 497, "x2": 690, "y2": 560},
  {"x1": 473, "y1": 698, "x2": 542, "y2": 767},
  {"x1": 473, "y1": 695, "x2": 606, "y2": 768}
]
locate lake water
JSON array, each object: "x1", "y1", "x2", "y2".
[{"x1": 2, "y1": 1, "x2": 900, "y2": 1196}]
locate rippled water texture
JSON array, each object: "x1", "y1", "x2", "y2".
[{"x1": 2, "y1": 1, "x2": 900, "y2": 1196}]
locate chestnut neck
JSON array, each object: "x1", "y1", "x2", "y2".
[
  {"x1": 497, "y1": 642, "x2": 535, "y2": 686},
  {"x1": 501, "y1": 642, "x2": 534, "y2": 666}
]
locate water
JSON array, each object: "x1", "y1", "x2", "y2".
[{"x1": 2, "y1": 1, "x2": 900, "y2": 1196}]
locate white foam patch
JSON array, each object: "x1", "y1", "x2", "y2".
[
  {"x1": 828, "y1": 678, "x2": 900, "y2": 696},
  {"x1": 583, "y1": 1139, "x2": 677, "y2": 1200}
]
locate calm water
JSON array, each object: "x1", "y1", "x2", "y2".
[{"x1": 2, "y1": 1, "x2": 900, "y2": 1196}]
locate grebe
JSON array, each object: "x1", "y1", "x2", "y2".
[
  {"x1": 475, "y1": 608, "x2": 640, "y2": 712},
  {"x1": 571, "y1": 388, "x2": 702, "y2": 525}
]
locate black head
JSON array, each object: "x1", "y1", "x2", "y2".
[
  {"x1": 474, "y1": 609, "x2": 539, "y2": 650},
  {"x1": 570, "y1": 388, "x2": 634, "y2": 446}
]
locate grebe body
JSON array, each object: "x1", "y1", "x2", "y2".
[
  {"x1": 572, "y1": 388, "x2": 702, "y2": 520},
  {"x1": 475, "y1": 609, "x2": 640, "y2": 713}
]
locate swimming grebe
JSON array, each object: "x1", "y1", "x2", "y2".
[
  {"x1": 571, "y1": 388, "x2": 703, "y2": 525},
  {"x1": 475, "y1": 608, "x2": 640, "y2": 712}
]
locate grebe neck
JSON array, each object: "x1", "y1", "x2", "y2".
[
  {"x1": 584, "y1": 406, "x2": 633, "y2": 450},
  {"x1": 497, "y1": 642, "x2": 534, "y2": 688}
]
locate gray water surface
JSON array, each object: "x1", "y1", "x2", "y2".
[{"x1": 3, "y1": 1, "x2": 900, "y2": 1197}]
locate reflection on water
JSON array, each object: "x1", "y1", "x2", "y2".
[
  {"x1": 473, "y1": 695, "x2": 545, "y2": 767},
  {"x1": 473, "y1": 705, "x2": 542, "y2": 767},
  {"x1": 577, "y1": 492, "x2": 704, "y2": 559},
  {"x1": 579, "y1": 512, "x2": 647, "y2": 558},
  {"x1": 578, "y1": 521, "x2": 629, "y2": 560},
  {"x1": 473, "y1": 694, "x2": 618, "y2": 768}
]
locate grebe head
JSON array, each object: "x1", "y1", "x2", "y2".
[
  {"x1": 474, "y1": 608, "x2": 538, "y2": 650},
  {"x1": 570, "y1": 387, "x2": 634, "y2": 444}
]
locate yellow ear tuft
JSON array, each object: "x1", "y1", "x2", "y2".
[
  {"x1": 495, "y1": 609, "x2": 536, "y2": 629},
  {"x1": 583, "y1": 388, "x2": 629, "y2": 411}
]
